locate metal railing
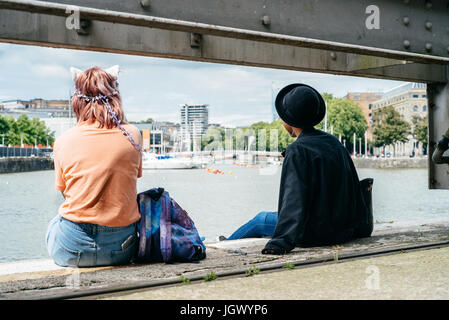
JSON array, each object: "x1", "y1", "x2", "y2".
[{"x1": 0, "y1": 146, "x2": 53, "y2": 158}]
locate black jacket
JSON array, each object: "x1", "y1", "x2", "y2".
[{"x1": 263, "y1": 128, "x2": 368, "y2": 253}]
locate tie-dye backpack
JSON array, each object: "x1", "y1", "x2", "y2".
[{"x1": 136, "y1": 188, "x2": 206, "y2": 263}]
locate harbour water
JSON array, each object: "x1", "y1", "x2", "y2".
[{"x1": 0, "y1": 165, "x2": 449, "y2": 263}]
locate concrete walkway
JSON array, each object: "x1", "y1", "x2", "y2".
[
  {"x1": 104, "y1": 246, "x2": 449, "y2": 300},
  {"x1": 1, "y1": 219, "x2": 449, "y2": 299}
]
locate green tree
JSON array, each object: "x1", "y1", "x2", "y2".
[
  {"x1": 130, "y1": 118, "x2": 154, "y2": 124},
  {"x1": 412, "y1": 115, "x2": 428, "y2": 155},
  {"x1": 0, "y1": 114, "x2": 55, "y2": 146},
  {"x1": 321, "y1": 92, "x2": 334, "y2": 102},
  {"x1": 246, "y1": 120, "x2": 296, "y2": 151},
  {"x1": 249, "y1": 121, "x2": 272, "y2": 151},
  {"x1": 317, "y1": 98, "x2": 368, "y2": 153},
  {"x1": 372, "y1": 106, "x2": 411, "y2": 157},
  {"x1": 0, "y1": 115, "x2": 10, "y2": 135},
  {"x1": 267, "y1": 120, "x2": 296, "y2": 151},
  {"x1": 201, "y1": 126, "x2": 225, "y2": 151}
]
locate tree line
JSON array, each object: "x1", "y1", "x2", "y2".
[
  {"x1": 372, "y1": 107, "x2": 427, "y2": 156},
  {"x1": 0, "y1": 114, "x2": 55, "y2": 147},
  {"x1": 200, "y1": 93, "x2": 428, "y2": 155}
]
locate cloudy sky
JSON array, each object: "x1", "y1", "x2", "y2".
[{"x1": 0, "y1": 42, "x2": 406, "y2": 127}]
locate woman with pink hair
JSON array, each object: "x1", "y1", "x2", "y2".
[{"x1": 45, "y1": 66, "x2": 143, "y2": 267}]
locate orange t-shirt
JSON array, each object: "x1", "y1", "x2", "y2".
[{"x1": 53, "y1": 121, "x2": 142, "y2": 227}]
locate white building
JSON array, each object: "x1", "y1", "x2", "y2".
[
  {"x1": 372, "y1": 82, "x2": 427, "y2": 156},
  {"x1": 41, "y1": 117, "x2": 77, "y2": 140},
  {"x1": 180, "y1": 104, "x2": 209, "y2": 151}
]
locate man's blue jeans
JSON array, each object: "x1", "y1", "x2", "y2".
[
  {"x1": 227, "y1": 211, "x2": 278, "y2": 240},
  {"x1": 46, "y1": 215, "x2": 138, "y2": 267},
  {"x1": 226, "y1": 211, "x2": 355, "y2": 244}
]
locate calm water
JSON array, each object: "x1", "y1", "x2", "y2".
[{"x1": 1, "y1": 165, "x2": 449, "y2": 263}]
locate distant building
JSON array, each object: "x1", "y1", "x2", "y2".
[
  {"x1": 41, "y1": 118, "x2": 77, "y2": 140},
  {"x1": 271, "y1": 83, "x2": 283, "y2": 122},
  {"x1": 134, "y1": 122, "x2": 173, "y2": 154},
  {"x1": 0, "y1": 98, "x2": 71, "y2": 118},
  {"x1": 180, "y1": 104, "x2": 209, "y2": 148},
  {"x1": 345, "y1": 92, "x2": 383, "y2": 139},
  {"x1": 208, "y1": 123, "x2": 223, "y2": 128},
  {"x1": 156, "y1": 121, "x2": 180, "y2": 137},
  {"x1": 371, "y1": 82, "x2": 427, "y2": 156}
]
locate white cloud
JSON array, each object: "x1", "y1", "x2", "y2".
[
  {"x1": 0, "y1": 42, "x2": 407, "y2": 127},
  {"x1": 31, "y1": 65, "x2": 69, "y2": 78}
]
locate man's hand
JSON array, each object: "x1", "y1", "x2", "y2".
[{"x1": 437, "y1": 135, "x2": 449, "y2": 152}]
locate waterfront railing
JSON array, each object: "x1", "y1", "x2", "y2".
[{"x1": 0, "y1": 147, "x2": 53, "y2": 158}]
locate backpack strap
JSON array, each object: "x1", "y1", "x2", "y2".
[
  {"x1": 137, "y1": 193, "x2": 152, "y2": 260},
  {"x1": 159, "y1": 192, "x2": 173, "y2": 263},
  {"x1": 147, "y1": 187, "x2": 165, "y2": 201}
]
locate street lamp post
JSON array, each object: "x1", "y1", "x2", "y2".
[
  {"x1": 20, "y1": 134, "x2": 23, "y2": 157},
  {"x1": 365, "y1": 132, "x2": 368, "y2": 157},
  {"x1": 359, "y1": 137, "x2": 362, "y2": 156},
  {"x1": 324, "y1": 100, "x2": 328, "y2": 133},
  {"x1": 353, "y1": 133, "x2": 356, "y2": 156}
]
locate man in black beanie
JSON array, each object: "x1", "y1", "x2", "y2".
[{"x1": 222, "y1": 84, "x2": 373, "y2": 255}]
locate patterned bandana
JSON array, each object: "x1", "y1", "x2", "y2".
[{"x1": 74, "y1": 89, "x2": 143, "y2": 154}]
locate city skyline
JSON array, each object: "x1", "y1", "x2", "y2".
[{"x1": 0, "y1": 42, "x2": 409, "y2": 128}]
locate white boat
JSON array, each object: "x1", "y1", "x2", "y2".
[
  {"x1": 142, "y1": 153, "x2": 197, "y2": 169},
  {"x1": 191, "y1": 155, "x2": 214, "y2": 168},
  {"x1": 267, "y1": 157, "x2": 282, "y2": 165}
]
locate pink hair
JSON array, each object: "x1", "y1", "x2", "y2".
[{"x1": 72, "y1": 66, "x2": 126, "y2": 129}]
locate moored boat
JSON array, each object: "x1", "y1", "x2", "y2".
[{"x1": 142, "y1": 152, "x2": 197, "y2": 169}]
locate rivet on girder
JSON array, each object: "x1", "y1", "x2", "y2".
[
  {"x1": 76, "y1": 19, "x2": 91, "y2": 36},
  {"x1": 403, "y1": 0, "x2": 410, "y2": 4},
  {"x1": 403, "y1": 17, "x2": 410, "y2": 26},
  {"x1": 425, "y1": 21, "x2": 432, "y2": 30},
  {"x1": 140, "y1": 0, "x2": 150, "y2": 8},
  {"x1": 261, "y1": 15, "x2": 271, "y2": 26},
  {"x1": 190, "y1": 33, "x2": 202, "y2": 48},
  {"x1": 403, "y1": 40, "x2": 410, "y2": 49},
  {"x1": 330, "y1": 52, "x2": 337, "y2": 60},
  {"x1": 425, "y1": 0, "x2": 433, "y2": 9},
  {"x1": 425, "y1": 43, "x2": 433, "y2": 52}
]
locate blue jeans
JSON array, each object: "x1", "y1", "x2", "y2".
[
  {"x1": 46, "y1": 215, "x2": 138, "y2": 267},
  {"x1": 227, "y1": 211, "x2": 278, "y2": 240},
  {"x1": 226, "y1": 211, "x2": 355, "y2": 244}
]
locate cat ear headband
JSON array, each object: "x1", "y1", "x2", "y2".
[
  {"x1": 70, "y1": 65, "x2": 120, "y2": 81},
  {"x1": 70, "y1": 65, "x2": 143, "y2": 154}
]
